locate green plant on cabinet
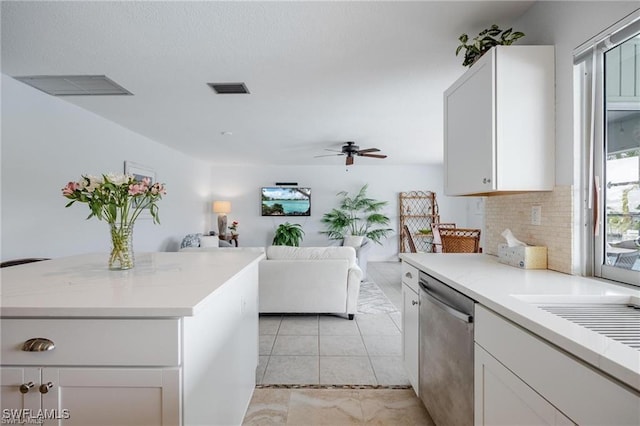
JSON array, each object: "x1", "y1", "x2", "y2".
[{"x1": 456, "y1": 24, "x2": 525, "y2": 67}]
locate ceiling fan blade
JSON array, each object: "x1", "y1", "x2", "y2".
[
  {"x1": 314, "y1": 153, "x2": 344, "y2": 158},
  {"x1": 359, "y1": 153, "x2": 387, "y2": 159},
  {"x1": 324, "y1": 148, "x2": 343, "y2": 153},
  {"x1": 357, "y1": 148, "x2": 380, "y2": 154},
  {"x1": 346, "y1": 156, "x2": 354, "y2": 166}
]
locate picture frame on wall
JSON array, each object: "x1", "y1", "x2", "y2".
[
  {"x1": 125, "y1": 161, "x2": 155, "y2": 183},
  {"x1": 124, "y1": 161, "x2": 156, "y2": 217}
]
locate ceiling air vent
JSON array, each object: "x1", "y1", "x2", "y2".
[
  {"x1": 13, "y1": 75, "x2": 132, "y2": 96},
  {"x1": 207, "y1": 82, "x2": 250, "y2": 94}
]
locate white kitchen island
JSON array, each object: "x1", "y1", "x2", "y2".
[{"x1": 0, "y1": 251, "x2": 263, "y2": 426}]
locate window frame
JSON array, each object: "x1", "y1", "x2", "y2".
[{"x1": 576, "y1": 11, "x2": 640, "y2": 287}]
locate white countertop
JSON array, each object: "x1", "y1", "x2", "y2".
[
  {"x1": 400, "y1": 253, "x2": 640, "y2": 392},
  {"x1": 0, "y1": 251, "x2": 264, "y2": 317}
]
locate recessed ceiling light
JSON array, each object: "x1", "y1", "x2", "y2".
[
  {"x1": 207, "y1": 82, "x2": 250, "y2": 94},
  {"x1": 13, "y1": 75, "x2": 132, "y2": 96},
  {"x1": 221, "y1": 131, "x2": 233, "y2": 136}
]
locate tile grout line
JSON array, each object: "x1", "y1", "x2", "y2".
[
  {"x1": 316, "y1": 315, "x2": 320, "y2": 385},
  {"x1": 355, "y1": 316, "x2": 380, "y2": 386}
]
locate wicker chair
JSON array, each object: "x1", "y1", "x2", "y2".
[
  {"x1": 432, "y1": 223, "x2": 456, "y2": 253},
  {"x1": 403, "y1": 225, "x2": 419, "y2": 253},
  {"x1": 439, "y1": 228, "x2": 481, "y2": 253},
  {"x1": 614, "y1": 251, "x2": 638, "y2": 270}
]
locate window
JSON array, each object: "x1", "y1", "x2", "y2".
[{"x1": 576, "y1": 12, "x2": 640, "y2": 286}]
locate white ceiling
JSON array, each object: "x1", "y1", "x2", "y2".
[{"x1": 1, "y1": 1, "x2": 534, "y2": 166}]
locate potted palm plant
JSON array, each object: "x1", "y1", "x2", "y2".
[
  {"x1": 321, "y1": 184, "x2": 392, "y2": 246},
  {"x1": 272, "y1": 222, "x2": 305, "y2": 246}
]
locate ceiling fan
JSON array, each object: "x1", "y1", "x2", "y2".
[{"x1": 316, "y1": 141, "x2": 388, "y2": 166}]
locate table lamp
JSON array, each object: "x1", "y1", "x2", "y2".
[{"x1": 212, "y1": 201, "x2": 231, "y2": 237}]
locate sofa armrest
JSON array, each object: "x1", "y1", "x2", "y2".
[{"x1": 346, "y1": 265, "x2": 363, "y2": 315}]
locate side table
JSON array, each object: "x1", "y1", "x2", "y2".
[{"x1": 219, "y1": 234, "x2": 239, "y2": 247}]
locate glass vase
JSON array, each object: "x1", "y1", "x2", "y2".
[{"x1": 109, "y1": 223, "x2": 134, "y2": 270}]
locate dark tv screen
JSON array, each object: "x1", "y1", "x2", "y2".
[{"x1": 261, "y1": 187, "x2": 311, "y2": 216}]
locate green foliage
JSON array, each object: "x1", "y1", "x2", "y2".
[
  {"x1": 607, "y1": 148, "x2": 640, "y2": 161},
  {"x1": 456, "y1": 24, "x2": 525, "y2": 67},
  {"x1": 272, "y1": 222, "x2": 305, "y2": 246},
  {"x1": 262, "y1": 203, "x2": 285, "y2": 215},
  {"x1": 62, "y1": 174, "x2": 166, "y2": 225},
  {"x1": 320, "y1": 184, "x2": 392, "y2": 245}
]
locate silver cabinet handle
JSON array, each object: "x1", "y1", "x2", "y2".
[
  {"x1": 39, "y1": 382, "x2": 53, "y2": 394},
  {"x1": 22, "y1": 338, "x2": 55, "y2": 352},
  {"x1": 482, "y1": 178, "x2": 492, "y2": 184},
  {"x1": 19, "y1": 382, "x2": 34, "y2": 394},
  {"x1": 412, "y1": 300, "x2": 419, "y2": 306},
  {"x1": 405, "y1": 272, "x2": 413, "y2": 279}
]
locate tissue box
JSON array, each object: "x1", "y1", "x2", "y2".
[{"x1": 497, "y1": 244, "x2": 547, "y2": 269}]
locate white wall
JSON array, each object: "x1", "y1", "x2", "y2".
[
  {"x1": 209, "y1": 164, "x2": 469, "y2": 261},
  {"x1": 0, "y1": 72, "x2": 470, "y2": 263},
  {"x1": 514, "y1": 1, "x2": 639, "y2": 185},
  {"x1": 1, "y1": 74, "x2": 212, "y2": 261}
]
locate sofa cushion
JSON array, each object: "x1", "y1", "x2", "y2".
[
  {"x1": 180, "y1": 233, "x2": 202, "y2": 249},
  {"x1": 265, "y1": 246, "x2": 357, "y2": 267},
  {"x1": 199, "y1": 235, "x2": 219, "y2": 247}
]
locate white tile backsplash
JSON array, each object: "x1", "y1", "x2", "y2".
[{"x1": 484, "y1": 186, "x2": 573, "y2": 274}]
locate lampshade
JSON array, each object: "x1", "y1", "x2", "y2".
[{"x1": 212, "y1": 201, "x2": 231, "y2": 214}]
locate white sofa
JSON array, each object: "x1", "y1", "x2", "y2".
[{"x1": 259, "y1": 246, "x2": 362, "y2": 319}]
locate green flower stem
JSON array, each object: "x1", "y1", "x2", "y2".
[{"x1": 109, "y1": 223, "x2": 134, "y2": 270}]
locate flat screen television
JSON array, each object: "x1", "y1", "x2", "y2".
[{"x1": 261, "y1": 187, "x2": 311, "y2": 216}]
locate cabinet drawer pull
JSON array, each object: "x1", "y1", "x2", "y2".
[
  {"x1": 412, "y1": 300, "x2": 419, "y2": 306},
  {"x1": 19, "y1": 382, "x2": 34, "y2": 394},
  {"x1": 482, "y1": 178, "x2": 492, "y2": 184},
  {"x1": 22, "y1": 338, "x2": 55, "y2": 352},
  {"x1": 405, "y1": 272, "x2": 413, "y2": 279},
  {"x1": 39, "y1": 382, "x2": 53, "y2": 394}
]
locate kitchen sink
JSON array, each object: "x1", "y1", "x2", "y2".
[
  {"x1": 513, "y1": 294, "x2": 640, "y2": 350},
  {"x1": 513, "y1": 294, "x2": 640, "y2": 305}
]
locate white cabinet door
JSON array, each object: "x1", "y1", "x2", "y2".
[
  {"x1": 444, "y1": 46, "x2": 555, "y2": 196},
  {"x1": 475, "y1": 305, "x2": 640, "y2": 425},
  {"x1": 444, "y1": 57, "x2": 495, "y2": 195},
  {"x1": 1, "y1": 367, "x2": 40, "y2": 417},
  {"x1": 41, "y1": 367, "x2": 180, "y2": 426},
  {"x1": 401, "y1": 282, "x2": 420, "y2": 395},
  {"x1": 475, "y1": 344, "x2": 575, "y2": 426}
]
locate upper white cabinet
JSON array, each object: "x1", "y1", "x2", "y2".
[{"x1": 444, "y1": 46, "x2": 555, "y2": 196}]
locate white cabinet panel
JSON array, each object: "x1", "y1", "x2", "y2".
[
  {"x1": 445, "y1": 58, "x2": 495, "y2": 195},
  {"x1": 42, "y1": 367, "x2": 180, "y2": 426},
  {"x1": 1, "y1": 367, "x2": 180, "y2": 426},
  {"x1": 0, "y1": 367, "x2": 40, "y2": 414},
  {"x1": 1, "y1": 318, "x2": 181, "y2": 366},
  {"x1": 475, "y1": 344, "x2": 575, "y2": 426},
  {"x1": 475, "y1": 305, "x2": 640, "y2": 425},
  {"x1": 444, "y1": 46, "x2": 555, "y2": 196},
  {"x1": 401, "y1": 263, "x2": 419, "y2": 293},
  {"x1": 402, "y1": 281, "x2": 420, "y2": 395}
]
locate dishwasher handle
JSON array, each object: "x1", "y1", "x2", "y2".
[{"x1": 421, "y1": 284, "x2": 473, "y2": 323}]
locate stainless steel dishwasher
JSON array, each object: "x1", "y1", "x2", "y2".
[{"x1": 419, "y1": 272, "x2": 475, "y2": 426}]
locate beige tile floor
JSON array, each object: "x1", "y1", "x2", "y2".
[
  {"x1": 242, "y1": 387, "x2": 435, "y2": 425},
  {"x1": 243, "y1": 262, "x2": 435, "y2": 425},
  {"x1": 257, "y1": 262, "x2": 407, "y2": 386}
]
